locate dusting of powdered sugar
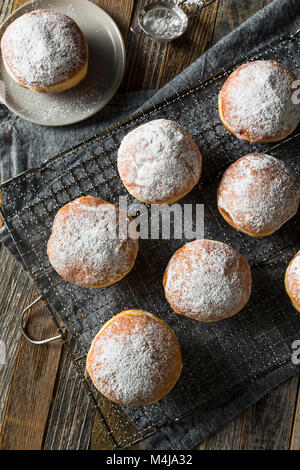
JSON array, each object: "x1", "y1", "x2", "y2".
[
  {"x1": 164, "y1": 240, "x2": 251, "y2": 321},
  {"x1": 220, "y1": 61, "x2": 300, "y2": 142},
  {"x1": 142, "y1": 8, "x2": 187, "y2": 39},
  {"x1": 118, "y1": 119, "x2": 202, "y2": 203},
  {"x1": 47, "y1": 198, "x2": 138, "y2": 287},
  {"x1": 88, "y1": 312, "x2": 181, "y2": 405},
  {"x1": 290, "y1": 253, "x2": 300, "y2": 277},
  {"x1": 141, "y1": 1, "x2": 205, "y2": 40},
  {"x1": 1, "y1": 10, "x2": 87, "y2": 88},
  {"x1": 218, "y1": 154, "x2": 300, "y2": 235},
  {"x1": 174, "y1": 0, "x2": 205, "y2": 7},
  {"x1": 17, "y1": 73, "x2": 105, "y2": 123}
]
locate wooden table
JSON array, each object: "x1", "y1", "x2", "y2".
[{"x1": 0, "y1": 0, "x2": 299, "y2": 450}]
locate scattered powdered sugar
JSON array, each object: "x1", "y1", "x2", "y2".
[
  {"x1": 142, "y1": 8, "x2": 187, "y2": 39},
  {"x1": 118, "y1": 119, "x2": 201, "y2": 203},
  {"x1": 88, "y1": 312, "x2": 181, "y2": 405},
  {"x1": 16, "y1": 73, "x2": 105, "y2": 123},
  {"x1": 218, "y1": 154, "x2": 300, "y2": 234},
  {"x1": 220, "y1": 61, "x2": 300, "y2": 142},
  {"x1": 1, "y1": 10, "x2": 86, "y2": 88},
  {"x1": 65, "y1": 4, "x2": 78, "y2": 18},
  {"x1": 48, "y1": 198, "x2": 138, "y2": 287},
  {"x1": 164, "y1": 240, "x2": 251, "y2": 321},
  {"x1": 174, "y1": 0, "x2": 205, "y2": 7}
]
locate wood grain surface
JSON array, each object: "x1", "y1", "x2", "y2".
[{"x1": 0, "y1": 0, "x2": 299, "y2": 451}]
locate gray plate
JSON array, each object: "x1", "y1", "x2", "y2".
[{"x1": 0, "y1": 0, "x2": 126, "y2": 126}]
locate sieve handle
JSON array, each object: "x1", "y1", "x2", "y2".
[
  {"x1": 130, "y1": 23, "x2": 143, "y2": 35},
  {"x1": 20, "y1": 295, "x2": 62, "y2": 345}
]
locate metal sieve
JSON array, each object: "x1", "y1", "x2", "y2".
[{"x1": 131, "y1": 1, "x2": 189, "y2": 42}]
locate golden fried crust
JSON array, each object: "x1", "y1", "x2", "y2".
[
  {"x1": 285, "y1": 251, "x2": 300, "y2": 313},
  {"x1": 121, "y1": 168, "x2": 202, "y2": 205},
  {"x1": 47, "y1": 196, "x2": 139, "y2": 288},
  {"x1": 86, "y1": 310, "x2": 182, "y2": 406}
]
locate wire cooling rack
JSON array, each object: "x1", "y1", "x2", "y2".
[{"x1": 1, "y1": 30, "x2": 300, "y2": 448}]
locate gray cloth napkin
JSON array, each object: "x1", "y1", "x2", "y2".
[{"x1": 0, "y1": 0, "x2": 299, "y2": 450}]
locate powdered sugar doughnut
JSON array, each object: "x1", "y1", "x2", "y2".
[
  {"x1": 1, "y1": 10, "x2": 88, "y2": 93},
  {"x1": 285, "y1": 251, "x2": 300, "y2": 313},
  {"x1": 47, "y1": 196, "x2": 138, "y2": 287},
  {"x1": 218, "y1": 60, "x2": 300, "y2": 143},
  {"x1": 217, "y1": 153, "x2": 300, "y2": 237},
  {"x1": 86, "y1": 310, "x2": 182, "y2": 405},
  {"x1": 117, "y1": 119, "x2": 202, "y2": 204},
  {"x1": 163, "y1": 239, "x2": 251, "y2": 322}
]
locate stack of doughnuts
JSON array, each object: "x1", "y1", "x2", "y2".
[{"x1": 1, "y1": 10, "x2": 88, "y2": 93}]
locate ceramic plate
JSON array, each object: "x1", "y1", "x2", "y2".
[{"x1": 0, "y1": 0, "x2": 126, "y2": 126}]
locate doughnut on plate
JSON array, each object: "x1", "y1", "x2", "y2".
[{"x1": 0, "y1": 0, "x2": 126, "y2": 126}]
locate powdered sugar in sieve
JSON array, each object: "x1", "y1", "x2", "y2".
[{"x1": 137, "y1": 2, "x2": 188, "y2": 42}]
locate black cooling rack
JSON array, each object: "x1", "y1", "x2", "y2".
[{"x1": 1, "y1": 30, "x2": 300, "y2": 448}]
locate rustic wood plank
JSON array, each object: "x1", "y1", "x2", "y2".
[
  {"x1": 90, "y1": 399, "x2": 141, "y2": 450},
  {"x1": 90, "y1": 409, "x2": 116, "y2": 450},
  {"x1": 0, "y1": 284, "x2": 62, "y2": 449},
  {"x1": 10, "y1": 0, "x2": 28, "y2": 12},
  {"x1": 199, "y1": 415, "x2": 244, "y2": 450},
  {"x1": 122, "y1": 0, "x2": 163, "y2": 91},
  {"x1": 290, "y1": 376, "x2": 300, "y2": 450},
  {"x1": 199, "y1": 375, "x2": 300, "y2": 450},
  {"x1": 212, "y1": 0, "x2": 273, "y2": 45},
  {"x1": 0, "y1": 0, "x2": 14, "y2": 24},
  {"x1": 43, "y1": 347, "x2": 95, "y2": 450},
  {"x1": 0, "y1": 245, "x2": 33, "y2": 426},
  {"x1": 90, "y1": 388, "x2": 144, "y2": 450},
  {"x1": 239, "y1": 375, "x2": 299, "y2": 450},
  {"x1": 0, "y1": 192, "x2": 3, "y2": 228},
  {"x1": 124, "y1": 0, "x2": 220, "y2": 91},
  {"x1": 93, "y1": 0, "x2": 134, "y2": 43},
  {"x1": 156, "y1": 0, "x2": 220, "y2": 88}
]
